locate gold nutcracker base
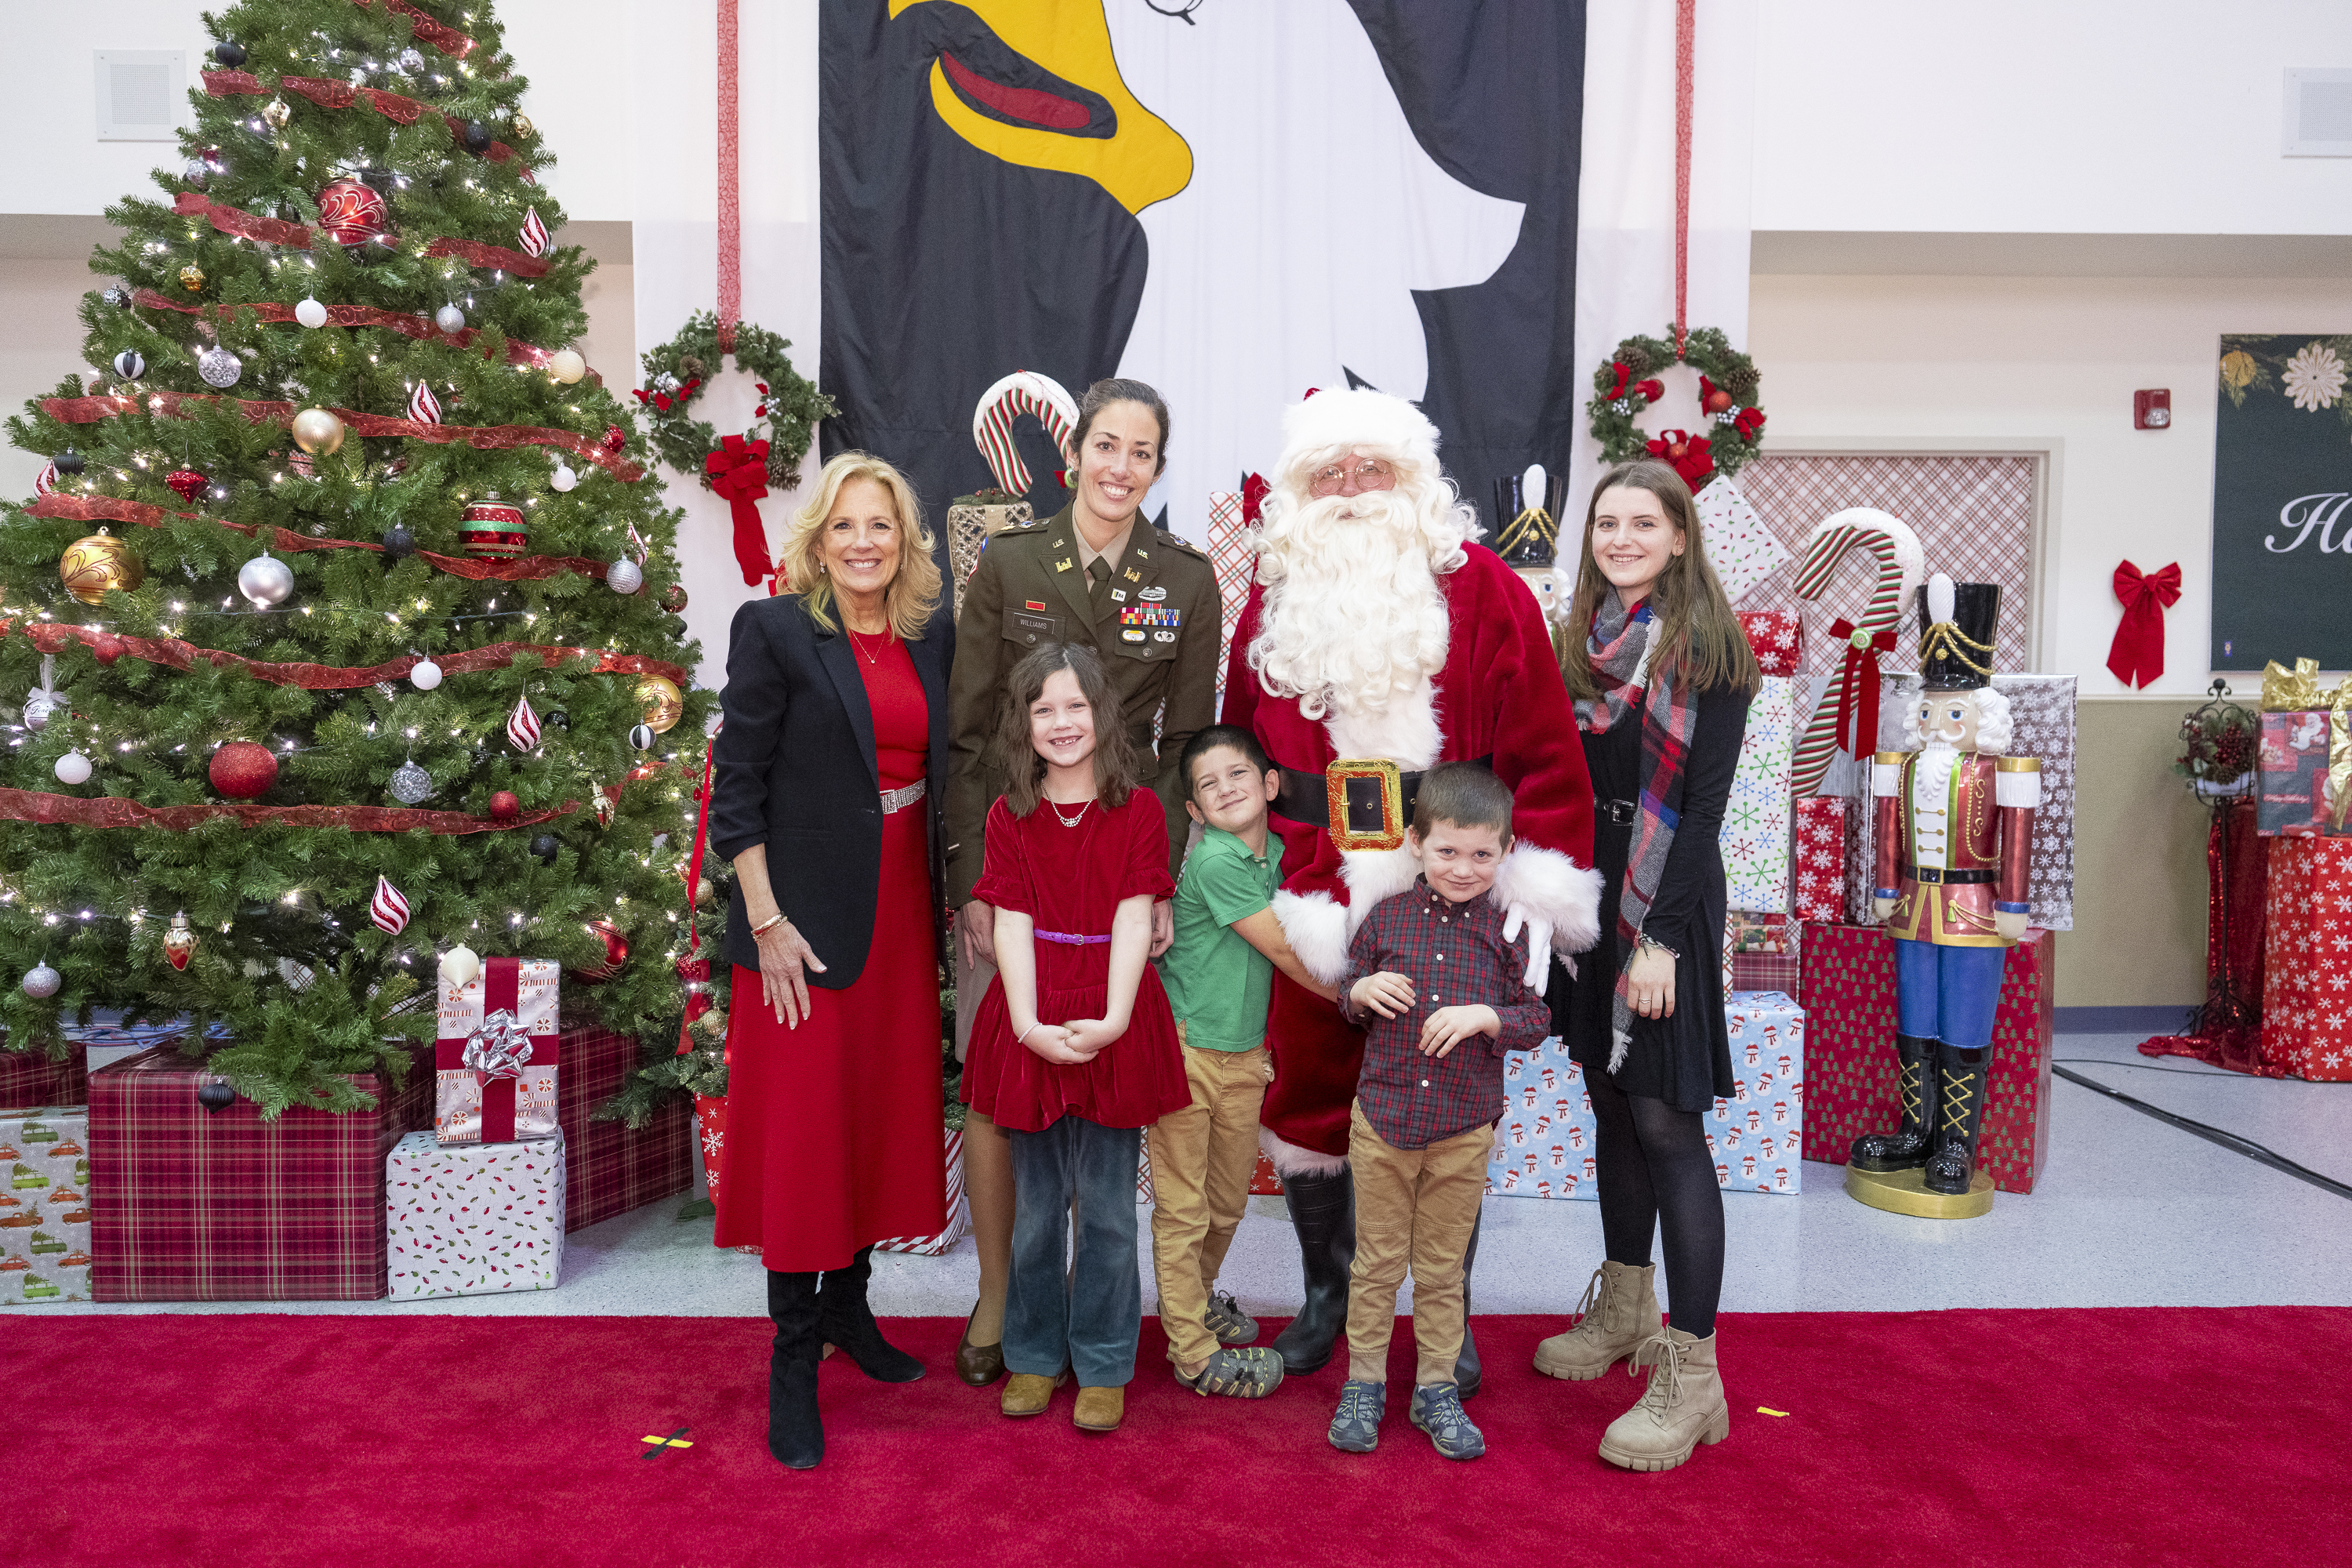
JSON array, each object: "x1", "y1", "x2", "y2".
[{"x1": 1845, "y1": 1163, "x2": 1994, "y2": 1219}]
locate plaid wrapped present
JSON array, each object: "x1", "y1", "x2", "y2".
[
  {"x1": 1736, "y1": 608, "x2": 1802, "y2": 677},
  {"x1": 386, "y1": 1131, "x2": 566, "y2": 1298},
  {"x1": 90, "y1": 1043, "x2": 432, "y2": 1301},
  {"x1": 2259, "y1": 837, "x2": 2352, "y2": 1080},
  {"x1": 1798, "y1": 923, "x2": 2053, "y2": 1193},
  {"x1": 561, "y1": 1027, "x2": 691, "y2": 1233},
  {"x1": 1791, "y1": 797, "x2": 1846, "y2": 924},
  {"x1": 0, "y1": 1044, "x2": 86, "y2": 1113},
  {"x1": 1207, "y1": 488, "x2": 1260, "y2": 710},
  {"x1": 436, "y1": 956, "x2": 561, "y2": 1145},
  {"x1": 0, "y1": 1108, "x2": 93, "y2": 1304}
]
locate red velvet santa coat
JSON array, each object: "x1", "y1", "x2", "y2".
[{"x1": 1220, "y1": 546, "x2": 1599, "y2": 1165}]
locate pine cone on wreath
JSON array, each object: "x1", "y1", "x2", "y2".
[
  {"x1": 1617, "y1": 343, "x2": 1653, "y2": 377},
  {"x1": 1721, "y1": 364, "x2": 1761, "y2": 401}
]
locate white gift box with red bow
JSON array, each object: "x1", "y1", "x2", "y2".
[{"x1": 435, "y1": 957, "x2": 561, "y2": 1145}]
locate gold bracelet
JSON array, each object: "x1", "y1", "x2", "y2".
[{"x1": 750, "y1": 913, "x2": 788, "y2": 938}]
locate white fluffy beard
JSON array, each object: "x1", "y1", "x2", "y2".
[{"x1": 1247, "y1": 488, "x2": 1458, "y2": 721}]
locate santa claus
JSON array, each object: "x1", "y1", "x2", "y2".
[{"x1": 1220, "y1": 388, "x2": 1601, "y2": 1388}]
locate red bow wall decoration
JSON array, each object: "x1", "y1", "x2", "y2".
[
  {"x1": 1828, "y1": 617, "x2": 1897, "y2": 757},
  {"x1": 1645, "y1": 428, "x2": 1715, "y2": 488},
  {"x1": 705, "y1": 434, "x2": 773, "y2": 587},
  {"x1": 2107, "y1": 560, "x2": 2181, "y2": 688},
  {"x1": 1240, "y1": 471, "x2": 1269, "y2": 525}
]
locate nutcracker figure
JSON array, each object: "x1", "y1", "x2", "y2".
[{"x1": 1850, "y1": 575, "x2": 2038, "y2": 1203}]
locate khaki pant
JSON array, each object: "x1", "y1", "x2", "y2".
[
  {"x1": 1145, "y1": 1033, "x2": 1272, "y2": 1370},
  {"x1": 1343, "y1": 1098, "x2": 1494, "y2": 1387}
]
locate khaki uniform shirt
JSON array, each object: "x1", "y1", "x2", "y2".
[{"x1": 946, "y1": 503, "x2": 1221, "y2": 907}]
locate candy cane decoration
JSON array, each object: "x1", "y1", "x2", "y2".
[
  {"x1": 370, "y1": 875, "x2": 411, "y2": 935},
  {"x1": 517, "y1": 206, "x2": 551, "y2": 259},
  {"x1": 407, "y1": 382, "x2": 441, "y2": 426},
  {"x1": 972, "y1": 370, "x2": 1079, "y2": 496},
  {"x1": 506, "y1": 694, "x2": 542, "y2": 752},
  {"x1": 1788, "y1": 508, "x2": 1925, "y2": 798}
]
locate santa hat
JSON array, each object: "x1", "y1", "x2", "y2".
[{"x1": 1275, "y1": 387, "x2": 1441, "y2": 485}]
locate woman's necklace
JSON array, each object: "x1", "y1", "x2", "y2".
[
  {"x1": 846, "y1": 624, "x2": 891, "y2": 666},
  {"x1": 1047, "y1": 796, "x2": 1092, "y2": 828}
]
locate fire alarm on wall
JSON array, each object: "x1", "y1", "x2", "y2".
[{"x1": 2135, "y1": 389, "x2": 2172, "y2": 430}]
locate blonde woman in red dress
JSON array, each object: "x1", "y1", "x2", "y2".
[
  {"x1": 962, "y1": 643, "x2": 1189, "y2": 1435},
  {"x1": 708, "y1": 452, "x2": 953, "y2": 1470}
]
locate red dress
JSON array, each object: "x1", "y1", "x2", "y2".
[
  {"x1": 963, "y1": 790, "x2": 1188, "y2": 1131},
  {"x1": 717, "y1": 633, "x2": 945, "y2": 1269}
]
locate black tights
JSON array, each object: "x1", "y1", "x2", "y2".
[{"x1": 1587, "y1": 1067, "x2": 1725, "y2": 1338}]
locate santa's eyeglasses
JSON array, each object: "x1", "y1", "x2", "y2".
[{"x1": 1308, "y1": 458, "x2": 1397, "y2": 493}]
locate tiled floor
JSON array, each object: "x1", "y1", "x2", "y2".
[{"x1": 34, "y1": 1031, "x2": 2352, "y2": 1319}]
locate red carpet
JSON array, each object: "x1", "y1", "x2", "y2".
[{"x1": 11, "y1": 1308, "x2": 2343, "y2": 1566}]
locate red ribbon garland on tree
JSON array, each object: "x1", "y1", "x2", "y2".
[
  {"x1": 129, "y1": 288, "x2": 596, "y2": 383},
  {"x1": 5, "y1": 620, "x2": 688, "y2": 691},
  {"x1": 171, "y1": 191, "x2": 548, "y2": 275},
  {"x1": 705, "y1": 434, "x2": 773, "y2": 587},
  {"x1": 2107, "y1": 560, "x2": 2181, "y2": 689},
  {"x1": 1828, "y1": 617, "x2": 1898, "y2": 757},
  {"x1": 0, "y1": 787, "x2": 573, "y2": 834}
]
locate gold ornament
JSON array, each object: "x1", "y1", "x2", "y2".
[
  {"x1": 513, "y1": 114, "x2": 535, "y2": 139},
  {"x1": 163, "y1": 910, "x2": 200, "y2": 972},
  {"x1": 178, "y1": 264, "x2": 206, "y2": 293},
  {"x1": 262, "y1": 97, "x2": 292, "y2": 130},
  {"x1": 60, "y1": 528, "x2": 145, "y2": 605},
  {"x1": 291, "y1": 408, "x2": 346, "y2": 456},
  {"x1": 636, "y1": 674, "x2": 684, "y2": 734}
]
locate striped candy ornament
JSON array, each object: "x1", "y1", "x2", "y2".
[
  {"x1": 34, "y1": 461, "x2": 57, "y2": 495},
  {"x1": 1787, "y1": 508, "x2": 1925, "y2": 799},
  {"x1": 517, "y1": 206, "x2": 550, "y2": 259},
  {"x1": 370, "y1": 875, "x2": 411, "y2": 935},
  {"x1": 407, "y1": 381, "x2": 441, "y2": 425},
  {"x1": 971, "y1": 370, "x2": 1078, "y2": 496},
  {"x1": 506, "y1": 694, "x2": 542, "y2": 751}
]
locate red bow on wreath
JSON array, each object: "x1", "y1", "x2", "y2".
[
  {"x1": 1240, "y1": 471, "x2": 1270, "y2": 525},
  {"x1": 2107, "y1": 559, "x2": 2181, "y2": 689},
  {"x1": 1645, "y1": 429, "x2": 1715, "y2": 488},
  {"x1": 705, "y1": 434, "x2": 773, "y2": 588},
  {"x1": 1828, "y1": 618, "x2": 1897, "y2": 757}
]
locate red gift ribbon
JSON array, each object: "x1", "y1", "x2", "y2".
[
  {"x1": 1828, "y1": 617, "x2": 1896, "y2": 757},
  {"x1": 2107, "y1": 559, "x2": 2180, "y2": 689},
  {"x1": 706, "y1": 434, "x2": 773, "y2": 587}
]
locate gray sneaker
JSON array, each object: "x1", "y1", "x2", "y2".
[
  {"x1": 1174, "y1": 1346, "x2": 1285, "y2": 1399},
  {"x1": 1202, "y1": 1290, "x2": 1258, "y2": 1345},
  {"x1": 1327, "y1": 1379, "x2": 1385, "y2": 1454},
  {"x1": 1409, "y1": 1382, "x2": 1486, "y2": 1461}
]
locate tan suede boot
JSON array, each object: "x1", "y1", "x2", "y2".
[
  {"x1": 1597, "y1": 1327, "x2": 1730, "y2": 1472},
  {"x1": 1532, "y1": 1261, "x2": 1663, "y2": 1381}
]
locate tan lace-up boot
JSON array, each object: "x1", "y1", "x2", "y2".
[
  {"x1": 1597, "y1": 1326, "x2": 1729, "y2": 1472},
  {"x1": 1532, "y1": 1261, "x2": 1662, "y2": 1381}
]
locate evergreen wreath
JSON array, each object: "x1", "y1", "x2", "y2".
[
  {"x1": 1586, "y1": 325, "x2": 1766, "y2": 490},
  {"x1": 633, "y1": 310, "x2": 834, "y2": 492}
]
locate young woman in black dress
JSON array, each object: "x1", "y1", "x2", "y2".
[{"x1": 1533, "y1": 458, "x2": 1759, "y2": 1472}]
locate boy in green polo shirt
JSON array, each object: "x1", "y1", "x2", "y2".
[{"x1": 1151, "y1": 724, "x2": 1334, "y2": 1399}]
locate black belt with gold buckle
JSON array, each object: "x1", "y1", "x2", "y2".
[
  {"x1": 1903, "y1": 865, "x2": 1996, "y2": 885},
  {"x1": 1276, "y1": 754, "x2": 1495, "y2": 851}
]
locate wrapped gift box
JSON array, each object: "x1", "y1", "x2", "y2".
[
  {"x1": 561, "y1": 1028, "x2": 692, "y2": 1233},
  {"x1": 436, "y1": 957, "x2": 561, "y2": 1145},
  {"x1": 0, "y1": 1109, "x2": 93, "y2": 1305},
  {"x1": 1721, "y1": 676, "x2": 1797, "y2": 913},
  {"x1": 2259, "y1": 838, "x2": 2352, "y2": 1080},
  {"x1": 1695, "y1": 474, "x2": 1791, "y2": 606},
  {"x1": 89, "y1": 1044, "x2": 433, "y2": 1301},
  {"x1": 1736, "y1": 608, "x2": 1802, "y2": 677},
  {"x1": 1791, "y1": 797, "x2": 1847, "y2": 924},
  {"x1": 1799, "y1": 923, "x2": 2053, "y2": 1192},
  {"x1": 386, "y1": 1131, "x2": 565, "y2": 1298},
  {"x1": 2256, "y1": 710, "x2": 2348, "y2": 837},
  {"x1": 1726, "y1": 914, "x2": 1801, "y2": 996},
  {"x1": 0, "y1": 1045, "x2": 86, "y2": 1113},
  {"x1": 948, "y1": 497, "x2": 1033, "y2": 619}
]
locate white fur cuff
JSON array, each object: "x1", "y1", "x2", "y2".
[
  {"x1": 1261, "y1": 1125, "x2": 1348, "y2": 1178},
  {"x1": 1490, "y1": 843, "x2": 1605, "y2": 954},
  {"x1": 1272, "y1": 889, "x2": 1352, "y2": 989}
]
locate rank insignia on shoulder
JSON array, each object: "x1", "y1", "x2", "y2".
[
  {"x1": 1120, "y1": 605, "x2": 1182, "y2": 630},
  {"x1": 1138, "y1": 586, "x2": 1167, "y2": 601},
  {"x1": 1054, "y1": 557, "x2": 1075, "y2": 572},
  {"x1": 1122, "y1": 629, "x2": 1147, "y2": 643},
  {"x1": 1025, "y1": 600, "x2": 1047, "y2": 612}
]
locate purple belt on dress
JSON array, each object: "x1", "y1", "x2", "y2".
[{"x1": 1035, "y1": 931, "x2": 1111, "y2": 945}]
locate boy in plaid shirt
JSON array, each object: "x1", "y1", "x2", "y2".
[{"x1": 1327, "y1": 763, "x2": 1550, "y2": 1461}]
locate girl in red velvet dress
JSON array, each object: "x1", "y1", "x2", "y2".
[{"x1": 963, "y1": 644, "x2": 1187, "y2": 1435}]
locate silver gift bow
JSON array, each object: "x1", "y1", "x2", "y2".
[{"x1": 460, "y1": 1007, "x2": 535, "y2": 1081}]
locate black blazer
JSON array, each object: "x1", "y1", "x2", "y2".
[{"x1": 709, "y1": 593, "x2": 955, "y2": 985}]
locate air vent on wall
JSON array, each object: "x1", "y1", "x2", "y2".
[
  {"x1": 2283, "y1": 67, "x2": 2352, "y2": 156},
  {"x1": 93, "y1": 50, "x2": 187, "y2": 142}
]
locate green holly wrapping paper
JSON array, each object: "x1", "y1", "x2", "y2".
[
  {"x1": 385, "y1": 1130, "x2": 565, "y2": 1299},
  {"x1": 0, "y1": 1109, "x2": 93, "y2": 1304}
]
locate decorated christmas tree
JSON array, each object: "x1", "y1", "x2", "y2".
[{"x1": 0, "y1": 0, "x2": 715, "y2": 1113}]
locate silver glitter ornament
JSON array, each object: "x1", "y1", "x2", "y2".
[
  {"x1": 21, "y1": 962, "x2": 61, "y2": 1000},
  {"x1": 399, "y1": 47, "x2": 426, "y2": 73},
  {"x1": 606, "y1": 557, "x2": 644, "y2": 595},
  {"x1": 238, "y1": 552, "x2": 294, "y2": 608},
  {"x1": 388, "y1": 758, "x2": 434, "y2": 805},
  {"x1": 435, "y1": 303, "x2": 465, "y2": 333},
  {"x1": 198, "y1": 346, "x2": 243, "y2": 389}
]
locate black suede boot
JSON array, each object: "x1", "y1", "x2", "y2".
[
  {"x1": 1849, "y1": 1034, "x2": 1938, "y2": 1172},
  {"x1": 1453, "y1": 1208, "x2": 1483, "y2": 1400},
  {"x1": 1922, "y1": 1044, "x2": 1991, "y2": 1196},
  {"x1": 766, "y1": 1269, "x2": 825, "y2": 1469},
  {"x1": 817, "y1": 1246, "x2": 924, "y2": 1383},
  {"x1": 1271, "y1": 1164, "x2": 1355, "y2": 1376}
]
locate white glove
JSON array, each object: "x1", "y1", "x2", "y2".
[{"x1": 1501, "y1": 903, "x2": 1555, "y2": 997}]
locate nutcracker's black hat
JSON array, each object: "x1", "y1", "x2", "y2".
[
  {"x1": 1492, "y1": 471, "x2": 1568, "y2": 568},
  {"x1": 1918, "y1": 580, "x2": 2001, "y2": 690}
]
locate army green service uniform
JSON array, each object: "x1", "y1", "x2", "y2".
[{"x1": 946, "y1": 504, "x2": 1223, "y2": 910}]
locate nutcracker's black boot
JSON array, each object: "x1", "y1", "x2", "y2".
[
  {"x1": 765, "y1": 1269, "x2": 825, "y2": 1469},
  {"x1": 1849, "y1": 1034, "x2": 1939, "y2": 1172},
  {"x1": 817, "y1": 1245, "x2": 924, "y2": 1382},
  {"x1": 1453, "y1": 1208, "x2": 1483, "y2": 1399},
  {"x1": 1922, "y1": 1044, "x2": 1992, "y2": 1196},
  {"x1": 1272, "y1": 1164, "x2": 1356, "y2": 1376}
]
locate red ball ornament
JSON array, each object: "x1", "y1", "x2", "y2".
[
  {"x1": 1704, "y1": 388, "x2": 1734, "y2": 415},
  {"x1": 92, "y1": 633, "x2": 127, "y2": 666},
  {"x1": 166, "y1": 468, "x2": 209, "y2": 502},
  {"x1": 600, "y1": 425, "x2": 627, "y2": 453},
  {"x1": 570, "y1": 916, "x2": 629, "y2": 982},
  {"x1": 209, "y1": 741, "x2": 280, "y2": 798},
  {"x1": 316, "y1": 176, "x2": 393, "y2": 248},
  {"x1": 488, "y1": 790, "x2": 521, "y2": 822}
]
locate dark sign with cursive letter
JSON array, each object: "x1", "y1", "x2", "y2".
[{"x1": 2212, "y1": 332, "x2": 2352, "y2": 668}]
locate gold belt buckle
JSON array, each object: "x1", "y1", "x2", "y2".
[{"x1": 1326, "y1": 758, "x2": 1406, "y2": 852}]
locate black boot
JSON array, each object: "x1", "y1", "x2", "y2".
[
  {"x1": 766, "y1": 1269, "x2": 825, "y2": 1469},
  {"x1": 1271, "y1": 1164, "x2": 1355, "y2": 1376},
  {"x1": 817, "y1": 1246, "x2": 924, "y2": 1383},
  {"x1": 1849, "y1": 1034, "x2": 1938, "y2": 1172},
  {"x1": 1922, "y1": 1044, "x2": 1991, "y2": 1196},
  {"x1": 1453, "y1": 1208, "x2": 1482, "y2": 1400}
]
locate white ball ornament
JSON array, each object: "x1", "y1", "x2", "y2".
[
  {"x1": 548, "y1": 349, "x2": 586, "y2": 385},
  {"x1": 606, "y1": 557, "x2": 644, "y2": 596},
  {"x1": 55, "y1": 750, "x2": 93, "y2": 786},
  {"x1": 410, "y1": 658, "x2": 444, "y2": 691},
  {"x1": 439, "y1": 944, "x2": 481, "y2": 988},
  {"x1": 238, "y1": 552, "x2": 294, "y2": 608},
  {"x1": 434, "y1": 303, "x2": 465, "y2": 333},
  {"x1": 549, "y1": 461, "x2": 579, "y2": 493},
  {"x1": 295, "y1": 296, "x2": 330, "y2": 329},
  {"x1": 21, "y1": 962, "x2": 61, "y2": 1000}
]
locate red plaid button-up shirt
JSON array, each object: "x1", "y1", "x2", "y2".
[{"x1": 1339, "y1": 877, "x2": 1551, "y2": 1149}]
